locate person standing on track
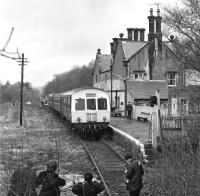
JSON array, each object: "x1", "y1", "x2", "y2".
[
  {"x1": 72, "y1": 172, "x2": 105, "y2": 196},
  {"x1": 124, "y1": 153, "x2": 144, "y2": 196},
  {"x1": 36, "y1": 160, "x2": 66, "y2": 196}
]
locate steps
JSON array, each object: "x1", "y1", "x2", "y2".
[{"x1": 144, "y1": 142, "x2": 155, "y2": 164}]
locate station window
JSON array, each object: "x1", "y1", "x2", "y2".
[
  {"x1": 131, "y1": 72, "x2": 145, "y2": 80},
  {"x1": 181, "y1": 99, "x2": 188, "y2": 114},
  {"x1": 87, "y1": 99, "x2": 96, "y2": 110},
  {"x1": 98, "y1": 98, "x2": 107, "y2": 110},
  {"x1": 167, "y1": 72, "x2": 176, "y2": 86},
  {"x1": 75, "y1": 98, "x2": 85, "y2": 110}
]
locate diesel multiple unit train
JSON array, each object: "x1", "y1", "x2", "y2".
[{"x1": 47, "y1": 87, "x2": 111, "y2": 139}]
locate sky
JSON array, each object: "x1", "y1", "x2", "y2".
[{"x1": 0, "y1": 0, "x2": 179, "y2": 87}]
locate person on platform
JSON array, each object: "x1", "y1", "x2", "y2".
[
  {"x1": 36, "y1": 160, "x2": 66, "y2": 196},
  {"x1": 8, "y1": 158, "x2": 37, "y2": 196},
  {"x1": 72, "y1": 172, "x2": 105, "y2": 196},
  {"x1": 124, "y1": 153, "x2": 144, "y2": 196},
  {"x1": 126, "y1": 102, "x2": 133, "y2": 120}
]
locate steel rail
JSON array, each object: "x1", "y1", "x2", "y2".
[
  {"x1": 102, "y1": 139, "x2": 127, "y2": 163},
  {"x1": 80, "y1": 139, "x2": 112, "y2": 196}
]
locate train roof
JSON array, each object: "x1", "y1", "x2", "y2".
[{"x1": 60, "y1": 87, "x2": 107, "y2": 96}]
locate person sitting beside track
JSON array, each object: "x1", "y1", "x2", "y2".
[
  {"x1": 36, "y1": 160, "x2": 66, "y2": 196},
  {"x1": 72, "y1": 172, "x2": 105, "y2": 196}
]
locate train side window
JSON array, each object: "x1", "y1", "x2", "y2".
[
  {"x1": 87, "y1": 99, "x2": 96, "y2": 110},
  {"x1": 98, "y1": 98, "x2": 107, "y2": 110},
  {"x1": 75, "y1": 99, "x2": 85, "y2": 110}
]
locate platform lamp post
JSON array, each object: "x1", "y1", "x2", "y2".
[
  {"x1": 110, "y1": 59, "x2": 113, "y2": 110},
  {"x1": 122, "y1": 57, "x2": 128, "y2": 117}
]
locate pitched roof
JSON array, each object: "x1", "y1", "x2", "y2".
[
  {"x1": 165, "y1": 42, "x2": 176, "y2": 52},
  {"x1": 97, "y1": 54, "x2": 112, "y2": 72},
  {"x1": 122, "y1": 41, "x2": 147, "y2": 59},
  {"x1": 127, "y1": 80, "x2": 168, "y2": 99}
]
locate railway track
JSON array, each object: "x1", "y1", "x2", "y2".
[{"x1": 81, "y1": 139, "x2": 128, "y2": 196}]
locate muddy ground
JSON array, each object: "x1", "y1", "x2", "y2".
[{"x1": 0, "y1": 103, "x2": 98, "y2": 196}]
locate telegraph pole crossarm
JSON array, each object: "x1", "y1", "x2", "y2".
[{"x1": 17, "y1": 53, "x2": 28, "y2": 126}]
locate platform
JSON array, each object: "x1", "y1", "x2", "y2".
[{"x1": 110, "y1": 117, "x2": 151, "y2": 144}]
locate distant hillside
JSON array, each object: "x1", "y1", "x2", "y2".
[{"x1": 42, "y1": 61, "x2": 94, "y2": 97}]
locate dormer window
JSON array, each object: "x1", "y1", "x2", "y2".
[
  {"x1": 131, "y1": 71, "x2": 145, "y2": 80},
  {"x1": 167, "y1": 72, "x2": 177, "y2": 86}
]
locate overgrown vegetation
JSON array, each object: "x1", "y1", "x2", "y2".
[
  {"x1": 0, "y1": 103, "x2": 93, "y2": 196},
  {"x1": 163, "y1": 0, "x2": 200, "y2": 84},
  {"x1": 0, "y1": 81, "x2": 40, "y2": 104},
  {"x1": 42, "y1": 61, "x2": 94, "y2": 98},
  {"x1": 144, "y1": 136, "x2": 200, "y2": 195}
]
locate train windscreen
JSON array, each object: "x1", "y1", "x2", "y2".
[
  {"x1": 87, "y1": 99, "x2": 96, "y2": 110},
  {"x1": 75, "y1": 98, "x2": 85, "y2": 110},
  {"x1": 98, "y1": 98, "x2": 107, "y2": 110}
]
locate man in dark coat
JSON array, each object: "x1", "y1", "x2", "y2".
[
  {"x1": 124, "y1": 153, "x2": 144, "y2": 196},
  {"x1": 8, "y1": 158, "x2": 37, "y2": 196},
  {"x1": 72, "y1": 172, "x2": 104, "y2": 196},
  {"x1": 36, "y1": 160, "x2": 66, "y2": 196},
  {"x1": 126, "y1": 102, "x2": 133, "y2": 120}
]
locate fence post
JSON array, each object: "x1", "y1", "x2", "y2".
[{"x1": 181, "y1": 116, "x2": 185, "y2": 136}]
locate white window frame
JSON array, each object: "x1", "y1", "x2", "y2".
[
  {"x1": 181, "y1": 99, "x2": 188, "y2": 114},
  {"x1": 131, "y1": 72, "x2": 145, "y2": 80},
  {"x1": 167, "y1": 72, "x2": 177, "y2": 86}
]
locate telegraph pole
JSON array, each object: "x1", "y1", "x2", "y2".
[
  {"x1": 122, "y1": 58, "x2": 128, "y2": 117},
  {"x1": 17, "y1": 53, "x2": 28, "y2": 126}
]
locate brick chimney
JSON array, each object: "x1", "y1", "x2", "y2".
[
  {"x1": 127, "y1": 28, "x2": 145, "y2": 41},
  {"x1": 148, "y1": 8, "x2": 162, "y2": 41},
  {"x1": 110, "y1": 42, "x2": 114, "y2": 55},
  {"x1": 110, "y1": 38, "x2": 118, "y2": 56},
  {"x1": 127, "y1": 28, "x2": 134, "y2": 40},
  {"x1": 139, "y1": 28, "x2": 145, "y2": 41},
  {"x1": 156, "y1": 8, "x2": 162, "y2": 40},
  {"x1": 148, "y1": 8, "x2": 156, "y2": 41}
]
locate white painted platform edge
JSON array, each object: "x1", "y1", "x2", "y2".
[{"x1": 109, "y1": 125, "x2": 147, "y2": 161}]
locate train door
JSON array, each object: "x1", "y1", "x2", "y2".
[{"x1": 86, "y1": 98, "x2": 97, "y2": 122}]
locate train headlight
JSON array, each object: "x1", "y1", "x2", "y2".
[
  {"x1": 103, "y1": 116, "x2": 106, "y2": 122},
  {"x1": 77, "y1": 117, "x2": 81, "y2": 122}
]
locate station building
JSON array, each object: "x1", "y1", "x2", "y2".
[{"x1": 92, "y1": 8, "x2": 200, "y2": 116}]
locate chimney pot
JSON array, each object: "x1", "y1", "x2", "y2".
[
  {"x1": 157, "y1": 8, "x2": 160, "y2": 16},
  {"x1": 150, "y1": 8, "x2": 153, "y2": 16},
  {"x1": 127, "y1": 28, "x2": 134, "y2": 41}
]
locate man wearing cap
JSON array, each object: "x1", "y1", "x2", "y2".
[
  {"x1": 8, "y1": 158, "x2": 37, "y2": 196},
  {"x1": 124, "y1": 153, "x2": 144, "y2": 196},
  {"x1": 72, "y1": 172, "x2": 104, "y2": 196},
  {"x1": 36, "y1": 160, "x2": 66, "y2": 196}
]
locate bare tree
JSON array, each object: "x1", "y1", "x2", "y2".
[
  {"x1": 0, "y1": 27, "x2": 20, "y2": 60},
  {"x1": 163, "y1": 0, "x2": 200, "y2": 74}
]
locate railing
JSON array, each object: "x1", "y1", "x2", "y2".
[{"x1": 161, "y1": 116, "x2": 182, "y2": 131}]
